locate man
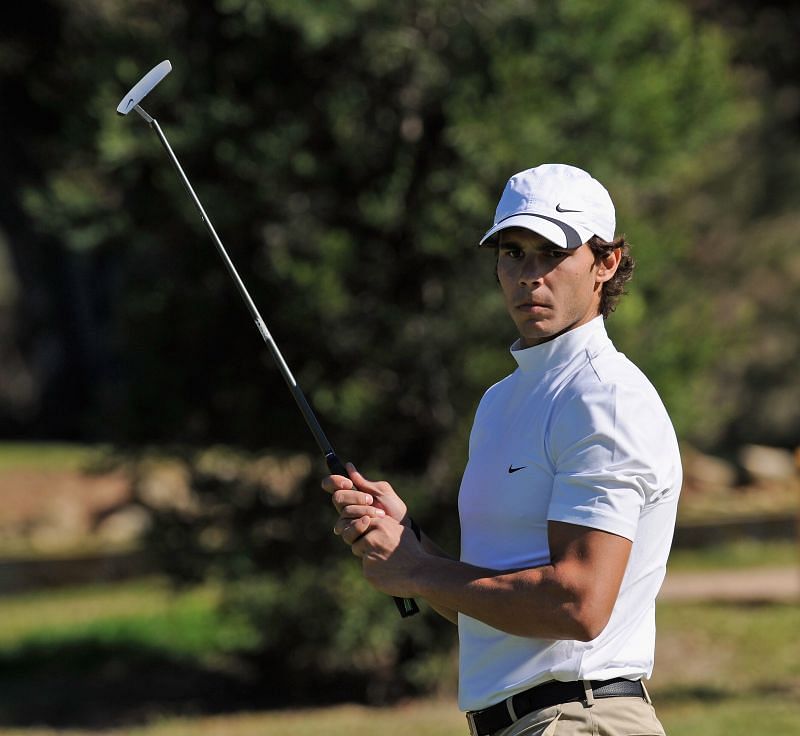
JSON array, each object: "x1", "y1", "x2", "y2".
[{"x1": 323, "y1": 164, "x2": 682, "y2": 736}]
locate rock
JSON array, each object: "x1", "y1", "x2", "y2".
[
  {"x1": 137, "y1": 461, "x2": 195, "y2": 512},
  {"x1": 95, "y1": 505, "x2": 152, "y2": 545},
  {"x1": 681, "y1": 446, "x2": 737, "y2": 490},
  {"x1": 738, "y1": 444, "x2": 797, "y2": 482}
]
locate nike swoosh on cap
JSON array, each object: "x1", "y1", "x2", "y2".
[
  {"x1": 508, "y1": 465, "x2": 527, "y2": 474},
  {"x1": 555, "y1": 203, "x2": 583, "y2": 213}
]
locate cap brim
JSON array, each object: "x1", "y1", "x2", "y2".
[{"x1": 479, "y1": 213, "x2": 593, "y2": 249}]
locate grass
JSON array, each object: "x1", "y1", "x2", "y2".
[
  {"x1": 134, "y1": 701, "x2": 467, "y2": 736},
  {"x1": 0, "y1": 701, "x2": 470, "y2": 736},
  {"x1": 0, "y1": 700, "x2": 798, "y2": 736},
  {"x1": 0, "y1": 577, "x2": 796, "y2": 735},
  {"x1": 0, "y1": 578, "x2": 257, "y2": 655},
  {"x1": 677, "y1": 482, "x2": 799, "y2": 522},
  {"x1": 0, "y1": 541, "x2": 800, "y2": 648},
  {"x1": 652, "y1": 601, "x2": 800, "y2": 691},
  {"x1": 667, "y1": 538, "x2": 799, "y2": 571},
  {"x1": 0, "y1": 578, "x2": 262, "y2": 732},
  {"x1": 0, "y1": 442, "x2": 796, "y2": 734},
  {"x1": 658, "y1": 699, "x2": 800, "y2": 736},
  {"x1": 0, "y1": 696, "x2": 797, "y2": 736},
  {"x1": 0, "y1": 443, "x2": 108, "y2": 472}
]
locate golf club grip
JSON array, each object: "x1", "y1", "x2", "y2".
[
  {"x1": 325, "y1": 452, "x2": 420, "y2": 618},
  {"x1": 324, "y1": 452, "x2": 349, "y2": 478}
]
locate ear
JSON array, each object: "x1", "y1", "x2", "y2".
[{"x1": 595, "y1": 247, "x2": 622, "y2": 284}]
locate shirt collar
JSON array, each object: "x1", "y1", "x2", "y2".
[{"x1": 510, "y1": 316, "x2": 609, "y2": 375}]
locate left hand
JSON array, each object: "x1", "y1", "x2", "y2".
[{"x1": 341, "y1": 515, "x2": 425, "y2": 599}]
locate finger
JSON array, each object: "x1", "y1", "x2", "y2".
[
  {"x1": 345, "y1": 463, "x2": 374, "y2": 490},
  {"x1": 336, "y1": 514, "x2": 372, "y2": 539},
  {"x1": 321, "y1": 473, "x2": 354, "y2": 495},
  {"x1": 341, "y1": 504, "x2": 385, "y2": 519},
  {"x1": 333, "y1": 506, "x2": 385, "y2": 534},
  {"x1": 331, "y1": 489, "x2": 375, "y2": 512},
  {"x1": 341, "y1": 516, "x2": 372, "y2": 549},
  {"x1": 345, "y1": 464, "x2": 391, "y2": 502}
]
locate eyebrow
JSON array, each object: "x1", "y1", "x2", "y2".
[{"x1": 497, "y1": 238, "x2": 577, "y2": 253}]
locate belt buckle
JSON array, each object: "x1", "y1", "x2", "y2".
[{"x1": 466, "y1": 711, "x2": 480, "y2": 736}]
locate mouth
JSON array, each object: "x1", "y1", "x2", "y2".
[{"x1": 516, "y1": 302, "x2": 551, "y2": 312}]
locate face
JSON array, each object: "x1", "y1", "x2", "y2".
[{"x1": 496, "y1": 228, "x2": 620, "y2": 348}]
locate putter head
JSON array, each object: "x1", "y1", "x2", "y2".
[{"x1": 116, "y1": 60, "x2": 172, "y2": 116}]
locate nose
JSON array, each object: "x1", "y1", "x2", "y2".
[{"x1": 518, "y1": 253, "x2": 546, "y2": 286}]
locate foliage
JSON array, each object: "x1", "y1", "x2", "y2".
[
  {"x1": 2, "y1": 0, "x2": 761, "y2": 457},
  {"x1": 115, "y1": 445, "x2": 458, "y2": 701},
  {"x1": 3, "y1": 0, "x2": 796, "y2": 705},
  {"x1": 682, "y1": 0, "x2": 800, "y2": 448}
]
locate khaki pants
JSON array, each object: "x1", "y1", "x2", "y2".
[{"x1": 484, "y1": 686, "x2": 666, "y2": 736}]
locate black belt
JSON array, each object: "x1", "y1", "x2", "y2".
[{"x1": 466, "y1": 677, "x2": 645, "y2": 736}]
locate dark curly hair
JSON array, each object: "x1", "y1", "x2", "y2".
[
  {"x1": 588, "y1": 235, "x2": 634, "y2": 318},
  {"x1": 490, "y1": 234, "x2": 635, "y2": 318}
]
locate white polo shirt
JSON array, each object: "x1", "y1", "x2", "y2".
[{"x1": 457, "y1": 316, "x2": 682, "y2": 712}]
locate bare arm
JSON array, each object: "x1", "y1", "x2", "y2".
[
  {"x1": 324, "y1": 466, "x2": 632, "y2": 639},
  {"x1": 414, "y1": 529, "x2": 459, "y2": 624},
  {"x1": 350, "y1": 518, "x2": 631, "y2": 641},
  {"x1": 412, "y1": 522, "x2": 630, "y2": 639}
]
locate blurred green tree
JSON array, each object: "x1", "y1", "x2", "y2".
[
  {"x1": 685, "y1": 0, "x2": 800, "y2": 449},
  {"x1": 3, "y1": 0, "x2": 754, "y2": 455},
  {"x1": 1, "y1": 0, "x2": 784, "y2": 701}
]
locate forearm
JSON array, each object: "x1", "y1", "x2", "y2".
[
  {"x1": 410, "y1": 555, "x2": 600, "y2": 640},
  {"x1": 415, "y1": 529, "x2": 459, "y2": 624},
  {"x1": 351, "y1": 516, "x2": 628, "y2": 639}
]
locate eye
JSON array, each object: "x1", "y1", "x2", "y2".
[
  {"x1": 546, "y1": 248, "x2": 568, "y2": 259},
  {"x1": 500, "y1": 246, "x2": 524, "y2": 259}
]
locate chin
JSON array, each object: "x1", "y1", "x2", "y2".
[
  {"x1": 519, "y1": 332, "x2": 554, "y2": 348},
  {"x1": 519, "y1": 318, "x2": 569, "y2": 346}
]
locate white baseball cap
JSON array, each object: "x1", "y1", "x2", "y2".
[{"x1": 479, "y1": 163, "x2": 616, "y2": 248}]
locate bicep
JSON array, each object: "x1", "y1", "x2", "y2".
[{"x1": 547, "y1": 521, "x2": 632, "y2": 637}]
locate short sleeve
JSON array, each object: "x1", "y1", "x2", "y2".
[{"x1": 546, "y1": 383, "x2": 662, "y2": 542}]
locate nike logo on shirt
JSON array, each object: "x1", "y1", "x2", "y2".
[{"x1": 508, "y1": 465, "x2": 527, "y2": 474}]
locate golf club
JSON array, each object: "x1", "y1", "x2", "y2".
[{"x1": 116, "y1": 60, "x2": 419, "y2": 618}]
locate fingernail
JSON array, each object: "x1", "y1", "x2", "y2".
[
  {"x1": 365, "y1": 494, "x2": 373, "y2": 504},
  {"x1": 375, "y1": 509, "x2": 385, "y2": 516}
]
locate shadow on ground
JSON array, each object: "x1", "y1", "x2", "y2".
[
  {"x1": 653, "y1": 684, "x2": 731, "y2": 704},
  {"x1": 653, "y1": 679, "x2": 799, "y2": 708},
  {"x1": 0, "y1": 639, "x2": 260, "y2": 729},
  {"x1": 0, "y1": 637, "x2": 377, "y2": 729}
]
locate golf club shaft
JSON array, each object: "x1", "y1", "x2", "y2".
[{"x1": 145, "y1": 112, "x2": 419, "y2": 618}]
